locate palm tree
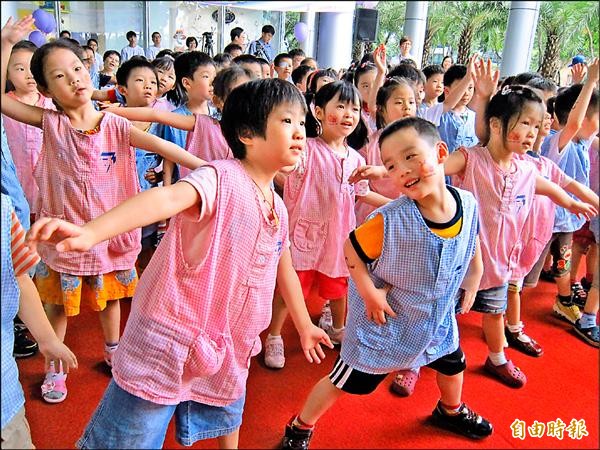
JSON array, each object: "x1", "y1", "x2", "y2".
[{"x1": 421, "y1": 3, "x2": 446, "y2": 65}]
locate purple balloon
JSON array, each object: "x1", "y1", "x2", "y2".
[
  {"x1": 294, "y1": 22, "x2": 308, "y2": 43},
  {"x1": 29, "y1": 30, "x2": 46, "y2": 47},
  {"x1": 32, "y1": 8, "x2": 56, "y2": 34}
]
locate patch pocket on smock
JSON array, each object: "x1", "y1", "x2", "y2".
[
  {"x1": 184, "y1": 331, "x2": 227, "y2": 377},
  {"x1": 293, "y1": 219, "x2": 327, "y2": 252}
]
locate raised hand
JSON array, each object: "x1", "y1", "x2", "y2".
[
  {"x1": 473, "y1": 57, "x2": 500, "y2": 99},
  {"x1": 570, "y1": 63, "x2": 587, "y2": 85},
  {"x1": 373, "y1": 43, "x2": 387, "y2": 73},
  {"x1": 1, "y1": 15, "x2": 35, "y2": 46},
  {"x1": 587, "y1": 58, "x2": 599, "y2": 85}
]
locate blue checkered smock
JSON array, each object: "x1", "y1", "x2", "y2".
[{"x1": 341, "y1": 188, "x2": 479, "y2": 374}]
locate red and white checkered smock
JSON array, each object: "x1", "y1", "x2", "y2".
[
  {"x1": 181, "y1": 114, "x2": 231, "y2": 178},
  {"x1": 112, "y1": 159, "x2": 289, "y2": 406},
  {"x1": 34, "y1": 109, "x2": 141, "y2": 275}
]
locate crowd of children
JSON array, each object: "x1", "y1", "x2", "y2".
[{"x1": 0, "y1": 12, "x2": 598, "y2": 450}]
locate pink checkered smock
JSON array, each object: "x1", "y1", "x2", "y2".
[
  {"x1": 34, "y1": 109, "x2": 140, "y2": 275},
  {"x1": 511, "y1": 152, "x2": 571, "y2": 279},
  {"x1": 453, "y1": 146, "x2": 537, "y2": 290},
  {"x1": 112, "y1": 159, "x2": 289, "y2": 406},
  {"x1": 284, "y1": 137, "x2": 367, "y2": 278},
  {"x1": 181, "y1": 114, "x2": 231, "y2": 178},
  {"x1": 2, "y1": 92, "x2": 54, "y2": 209},
  {"x1": 355, "y1": 129, "x2": 401, "y2": 225}
]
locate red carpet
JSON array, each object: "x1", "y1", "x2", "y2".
[{"x1": 16, "y1": 274, "x2": 599, "y2": 449}]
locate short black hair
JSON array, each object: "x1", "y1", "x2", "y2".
[
  {"x1": 388, "y1": 63, "x2": 423, "y2": 85},
  {"x1": 526, "y1": 77, "x2": 557, "y2": 96},
  {"x1": 116, "y1": 57, "x2": 157, "y2": 87},
  {"x1": 126, "y1": 30, "x2": 137, "y2": 40},
  {"x1": 233, "y1": 54, "x2": 258, "y2": 65},
  {"x1": 31, "y1": 40, "x2": 84, "y2": 90},
  {"x1": 379, "y1": 116, "x2": 441, "y2": 149},
  {"x1": 156, "y1": 48, "x2": 175, "y2": 59},
  {"x1": 230, "y1": 27, "x2": 244, "y2": 41},
  {"x1": 443, "y1": 64, "x2": 467, "y2": 87},
  {"x1": 289, "y1": 48, "x2": 305, "y2": 59},
  {"x1": 151, "y1": 31, "x2": 161, "y2": 39},
  {"x1": 292, "y1": 65, "x2": 313, "y2": 85},
  {"x1": 11, "y1": 40, "x2": 37, "y2": 53},
  {"x1": 224, "y1": 43, "x2": 243, "y2": 55},
  {"x1": 220, "y1": 78, "x2": 307, "y2": 159},
  {"x1": 59, "y1": 30, "x2": 71, "y2": 38},
  {"x1": 262, "y1": 25, "x2": 276, "y2": 35},
  {"x1": 186, "y1": 36, "x2": 198, "y2": 47},
  {"x1": 554, "y1": 83, "x2": 600, "y2": 126},
  {"x1": 173, "y1": 51, "x2": 215, "y2": 106},
  {"x1": 301, "y1": 57, "x2": 317, "y2": 67},
  {"x1": 213, "y1": 65, "x2": 256, "y2": 103},
  {"x1": 103, "y1": 49, "x2": 120, "y2": 62},
  {"x1": 513, "y1": 72, "x2": 542, "y2": 85},
  {"x1": 87, "y1": 38, "x2": 98, "y2": 47},
  {"x1": 256, "y1": 57, "x2": 270, "y2": 67},
  {"x1": 274, "y1": 53, "x2": 292, "y2": 67},
  {"x1": 213, "y1": 52, "x2": 233, "y2": 67},
  {"x1": 422, "y1": 64, "x2": 445, "y2": 80}
]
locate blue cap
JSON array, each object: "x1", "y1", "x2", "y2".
[{"x1": 569, "y1": 55, "x2": 586, "y2": 67}]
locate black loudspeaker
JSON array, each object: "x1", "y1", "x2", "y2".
[{"x1": 354, "y1": 8, "x2": 379, "y2": 42}]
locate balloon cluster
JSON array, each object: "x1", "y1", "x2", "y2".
[
  {"x1": 293, "y1": 22, "x2": 308, "y2": 43},
  {"x1": 29, "y1": 9, "x2": 56, "y2": 47}
]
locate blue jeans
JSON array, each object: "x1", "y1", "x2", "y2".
[
  {"x1": 77, "y1": 380, "x2": 245, "y2": 448},
  {"x1": 471, "y1": 284, "x2": 509, "y2": 314}
]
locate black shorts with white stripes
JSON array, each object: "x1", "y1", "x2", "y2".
[{"x1": 329, "y1": 347, "x2": 466, "y2": 395}]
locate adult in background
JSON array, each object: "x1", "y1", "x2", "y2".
[
  {"x1": 121, "y1": 30, "x2": 146, "y2": 62},
  {"x1": 146, "y1": 31, "x2": 162, "y2": 61},
  {"x1": 389, "y1": 36, "x2": 416, "y2": 67},
  {"x1": 87, "y1": 38, "x2": 103, "y2": 73},
  {"x1": 229, "y1": 26, "x2": 248, "y2": 52},
  {"x1": 247, "y1": 24, "x2": 276, "y2": 63},
  {"x1": 59, "y1": 30, "x2": 71, "y2": 39}
]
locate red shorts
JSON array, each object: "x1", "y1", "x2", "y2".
[{"x1": 296, "y1": 270, "x2": 348, "y2": 300}]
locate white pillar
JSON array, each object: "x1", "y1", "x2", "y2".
[
  {"x1": 402, "y1": 1, "x2": 428, "y2": 68},
  {"x1": 300, "y1": 11, "x2": 316, "y2": 57},
  {"x1": 500, "y1": 1, "x2": 540, "y2": 77},
  {"x1": 0, "y1": 1, "x2": 18, "y2": 21},
  {"x1": 315, "y1": 9, "x2": 355, "y2": 71}
]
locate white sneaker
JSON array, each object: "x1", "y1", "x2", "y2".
[
  {"x1": 264, "y1": 334, "x2": 285, "y2": 369},
  {"x1": 318, "y1": 302, "x2": 333, "y2": 330}
]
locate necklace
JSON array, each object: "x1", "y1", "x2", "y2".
[{"x1": 249, "y1": 177, "x2": 279, "y2": 227}]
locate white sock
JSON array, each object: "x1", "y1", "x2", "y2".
[
  {"x1": 266, "y1": 333, "x2": 282, "y2": 341},
  {"x1": 488, "y1": 351, "x2": 507, "y2": 366}
]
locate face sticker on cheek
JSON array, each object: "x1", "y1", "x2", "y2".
[
  {"x1": 419, "y1": 161, "x2": 436, "y2": 178},
  {"x1": 507, "y1": 131, "x2": 520, "y2": 143},
  {"x1": 326, "y1": 114, "x2": 338, "y2": 125}
]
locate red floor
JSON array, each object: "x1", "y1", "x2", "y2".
[{"x1": 16, "y1": 275, "x2": 599, "y2": 449}]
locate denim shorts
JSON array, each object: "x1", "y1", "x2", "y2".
[
  {"x1": 77, "y1": 380, "x2": 245, "y2": 449},
  {"x1": 471, "y1": 284, "x2": 508, "y2": 314}
]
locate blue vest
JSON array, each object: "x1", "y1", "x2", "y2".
[
  {"x1": 1, "y1": 194, "x2": 25, "y2": 428},
  {"x1": 341, "y1": 188, "x2": 479, "y2": 373},
  {"x1": 1, "y1": 116, "x2": 30, "y2": 229}
]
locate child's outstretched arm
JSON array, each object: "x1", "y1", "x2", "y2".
[
  {"x1": 107, "y1": 106, "x2": 196, "y2": 131},
  {"x1": 1, "y1": 16, "x2": 43, "y2": 128},
  {"x1": 360, "y1": 191, "x2": 392, "y2": 207},
  {"x1": 17, "y1": 274, "x2": 78, "y2": 372},
  {"x1": 26, "y1": 182, "x2": 201, "y2": 253},
  {"x1": 130, "y1": 126, "x2": 204, "y2": 170},
  {"x1": 535, "y1": 175, "x2": 598, "y2": 219},
  {"x1": 471, "y1": 58, "x2": 499, "y2": 145},
  {"x1": 343, "y1": 237, "x2": 396, "y2": 325},
  {"x1": 276, "y1": 249, "x2": 334, "y2": 363},
  {"x1": 443, "y1": 146, "x2": 467, "y2": 176},
  {"x1": 563, "y1": 179, "x2": 600, "y2": 211},
  {"x1": 367, "y1": 44, "x2": 387, "y2": 116},
  {"x1": 458, "y1": 236, "x2": 483, "y2": 314},
  {"x1": 441, "y1": 54, "x2": 477, "y2": 114},
  {"x1": 558, "y1": 58, "x2": 599, "y2": 151}
]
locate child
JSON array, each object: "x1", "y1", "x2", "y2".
[
  {"x1": 263, "y1": 81, "x2": 390, "y2": 369},
  {"x1": 1, "y1": 15, "x2": 205, "y2": 404},
  {"x1": 282, "y1": 118, "x2": 492, "y2": 448},
  {"x1": 444, "y1": 85, "x2": 597, "y2": 388},
  {"x1": 273, "y1": 52, "x2": 293, "y2": 80},
  {"x1": 425, "y1": 59, "x2": 479, "y2": 154},
  {"x1": 352, "y1": 61, "x2": 377, "y2": 132},
  {"x1": 151, "y1": 56, "x2": 177, "y2": 112},
  {"x1": 27, "y1": 78, "x2": 332, "y2": 449},
  {"x1": 291, "y1": 64, "x2": 314, "y2": 93},
  {"x1": 1, "y1": 193, "x2": 78, "y2": 448},
  {"x1": 2, "y1": 39, "x2": 53, "y2": 215},
  {"x1": 420, "y1": 64, "x2": 445, "y2": 117},
  {"x1": 537, "y1": 60, "x2": 599, "y2": 323}
]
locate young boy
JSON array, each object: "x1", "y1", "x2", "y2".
[
  {"x1": 419, "y1": 64, "x2": 445, "y2": 117},
  {"x1": 282, "y1": 117, "x2": 492, "y2": 448},
  {"x1": 535, "y1": 59, "x2": 599, "y2": 324},
  {"x1": 273, "y1": 53, "x2": 293, "y2": 81},
  {"x1": 1, "y1": 193, "x2": 77, "y2": 448},
  {"x1": 424, "y1": 59, "x2": 478, "y2": 154}
]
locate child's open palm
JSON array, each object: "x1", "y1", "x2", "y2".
[
  {"x1": 373, "y1": 44, "x2": 387, "y2": 73},
  {"x1": 570, "y1": 63, "x2": 587, "y2": 85},
  {"x1": 299, "y1": 324, "x2": 334, "y2": 364},
  {"x1": 587, "y1": 58, "x2": 599, "y2": 84},
  {"x1": 568, "y1": 201, "x2": 598, "y2": 221},
  {"x1": 1, "y1": 15, "x2": 35, "y2": 45},
  {"x1": 473, "y1": 57, "x2": 499, "y2": 99}
]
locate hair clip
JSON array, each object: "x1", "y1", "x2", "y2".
[{"x1": 500, "y1": 85, "x2": 512, "y2": 95}]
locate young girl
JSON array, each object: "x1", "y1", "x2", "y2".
[
  {"x1": 444, "y1": 85, "x2": 597, "y2": 388},
  {"x1": 151, "y1": 56, "x2": 177, "y2": 112},
  {"x1": 352, "y1": 61, "x2": 377, "y2": 133},
  {"x1": 263, "y1": 81, "x2": 391, "y2": 369},
  {"x1": 26, "y1": 78, "x2": 332, "y2": 449},
  {"x1": 1, "y1": 16, "x2": 204, "y2": 404},
  {"x1": 2, "y1": 39, "x2": 53, "y2": 216}
]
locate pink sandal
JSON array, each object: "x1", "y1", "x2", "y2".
[
  {"x1": 41, "y1": 369, "x2": 68, "y2": 403},
  {"x1": 390, "y1": 368, "x2": 420, "y2": 397}
]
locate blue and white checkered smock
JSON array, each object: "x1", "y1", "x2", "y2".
[
  {"x1": 340, "y1": 188, "x2": 479, "y2": 374},
  {"x1": 1, "y1": 194, "x2": 25, "y2": 428}
]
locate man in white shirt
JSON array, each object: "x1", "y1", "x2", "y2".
[
  {"x1": 229, "y1": 27, "x2": 248, "y2": 52},
  {"x1": 389, "y1": 36, "x2": 417, "y2": 67},
  {"x1": 146, "y1": 32, "x2": 162, "y2": 61},
  {"x1": 121, "y1": 30, "x2": 146, "y2": 62}
]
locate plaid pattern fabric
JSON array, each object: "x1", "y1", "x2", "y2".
[
  {"x1": 34, "y1": 109, "x2": 141, "y2": 275},
  {"x1": 284, "y1": 137, "x2": 368, "y2": 278},
  {"x1": 453, "y1": 146, "x2": 537, "y2": 290},
  {"x1": 180, "y1": 114, "x2": 231, "y2": 179},
  {"x1": 112, "y1": 159, "x2": 289, "y2": 406},
  {"x1": 341, "y1": 189, "x2": 479, "y2": 373}
]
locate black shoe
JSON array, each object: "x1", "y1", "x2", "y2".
[
  {"x1": 430, "y1": 402, "x2": 493, "y2": 439},
  {"x1": 571, "y1": 282, "x2": 588, "y2": 309},
  {"x1": 13, "y1": 326, "x2": 39, "y2": 358},
  {"x1": 282, "y1": 417, "x2": 314, "y2": 449},
  {"x1": 580, "y1": 277, "x2": 592, "y2": 293},
  {"x1": 539, "y1": 269, "x2": 555, "y2": 283}
]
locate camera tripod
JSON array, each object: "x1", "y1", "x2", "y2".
[{"x1": 202, "y1": 32, "x2": 214, "y2": 57}]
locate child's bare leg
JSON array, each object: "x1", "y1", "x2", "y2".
[
  {"x1": 329, "y1": 296, "x2": 346, "y2": 330},
  {"x1": 555, "y1": 273, "x2": 571, "y2": 297},
  {"x1": 266, "y1": 292, "x2": 288, "y2": 336},
  {"x1": 436, "y1": 371, "x2": 463, "y2": 407},
  {"x1": 98, "y1": 299, "x2": 121, "y2": 344},
  {"x1": 585, "y1": 244, "x2": 597, "y2": 283},
  {"x1": 217, "y1": 428, "x2": 239, "y2": 449},
  {"x1": 482, "y1": 313, "x2": 504, "y2": 353},
  {"x1": 44, "y1": 303, "x2": 67, "y2": 342},
  {"x1": 570, "y1": 241, "x2": 587, "y2": 283},
  {"x1": 297, "y1": 377, "x2": 345, "y2": 425},
  {"x1": 505, "y1": 289, "x2": 520, "y2": 326}
]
